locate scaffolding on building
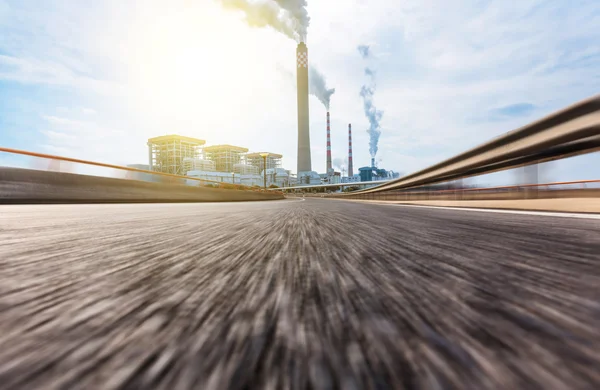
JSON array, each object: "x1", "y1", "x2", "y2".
[
  {"x1": 234, "y1": 163, "x2": 259, "y2": 175},
  {"x1": 183, "y1": 158, "x2": 216, "y2": 173},
  {"x1": 246, "y1": 152, "x2": 283, "y2": 173},
  {"x1": 203, "y1": 145, "x2": 249, "y2": 173},
  {"x1": 148, "y1": 135, "x2": 206, "y2": 175}
]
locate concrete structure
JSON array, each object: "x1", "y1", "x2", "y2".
[
  {"x1": 348, "y1": 124, "x2": 354, "y2": 178},
  {"x1": 246, "y1": 152, "x2": 282, "y2": 173},
  {"x1": 148, "y1": 135, "x2": 206, "y2": 175},
  {"x1": 203, "y1": 145, "x2": 249, "y2": 173},
  {"x1": 296, "y1": 42, "x2": 311, "y2": 174}
]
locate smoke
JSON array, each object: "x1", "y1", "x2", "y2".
[
  {"x1": 358, "y1": 46, "x2": 383, "y2": 158},
  {"x1": 219, "y1": 0, "x2": 310, "y2": 42},
  {"x1": 273, "y1": 0, "x2": 310, "y2": 41},
  {"x1": 276, "y1": 63, "x2": 295, "y2": 85},
  {"x1": 332, "y1": 157, "x2": 347, "y2": 171},
  {"x1": 358, "y1": 45, "x2": 370, "y2": 59},
  {"x1": 309, "y1": 66, "x2": 335, "y2": 110},
  {"x1": 360, "y1": 84, "x2": 383, "y2": 157}
]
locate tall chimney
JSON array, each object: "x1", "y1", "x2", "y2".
[
  {"x1": 348, "y1": 123, "x2": 354, "y2": 177},
  {"x1": 371, "y1": 157, "x2": 375, "y2": 168},
  {"x1": 296, "y1": 43, "x2": 312, "y2": 174},
  {"x1": 326, "y1": 112, "x2": 332, "y2": 175}
]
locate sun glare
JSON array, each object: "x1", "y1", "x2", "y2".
[{"x1": 124, "y1": 2, "x2": 276, "y2": 127}]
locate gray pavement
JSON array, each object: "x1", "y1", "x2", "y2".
[{"x1": 0, "y1": 199, "x2": 599, "y2": 389}]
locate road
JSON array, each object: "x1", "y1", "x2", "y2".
[{"x1": 1, "y1": 199, "x2": 599, "y2": 389}]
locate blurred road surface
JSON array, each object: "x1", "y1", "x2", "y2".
[{"x1": 1, "y1": 199, "x2": 599, "y2": 389}]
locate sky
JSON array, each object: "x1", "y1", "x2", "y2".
[{"x1": 0, "y1": 0, "x2": 599, "y2": 185}]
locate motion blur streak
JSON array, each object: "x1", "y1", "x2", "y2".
[{"x1": 1, "y1": 199, "x2": 599, "y2": 389}]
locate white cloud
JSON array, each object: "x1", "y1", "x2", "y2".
[{"x1": 0, "y1": 54, "x2": 123, "y2": 96}]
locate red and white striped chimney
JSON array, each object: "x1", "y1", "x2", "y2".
[
  {"x1": 326, "y1": 112, "x2": 332, "y2": 175},
  {"x1": 348, "y1": 123, "x2": 354, "y2": 178}
]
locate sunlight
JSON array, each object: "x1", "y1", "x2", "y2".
[{"x1": 124, "y1": 2, "x2": 278, "y2": 128}]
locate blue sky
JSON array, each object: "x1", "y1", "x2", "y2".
[{"x1": 0, "y1": 0, "x2": 599, "y2": 185}]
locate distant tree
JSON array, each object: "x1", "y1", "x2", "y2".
[{"x1": 269, "y1": 184, "x2": 279, "y2": 188}]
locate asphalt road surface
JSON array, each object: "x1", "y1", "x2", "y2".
[{"x1": 1, "y1": 199, "x2": 599, "y2": 389}]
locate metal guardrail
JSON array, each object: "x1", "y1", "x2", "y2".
[
  {"x1": 0, "y1": 147, "x2": 220, "y2": 184},
  {"x1": 386, "y1": 179, "x2": 600, "y2": 196},
  {"x1": 346, "y1": 94, "x2": 600, "y2": 195},
  {"x1": 329, "y1": 179, "x2": 600, "y2": 201}
]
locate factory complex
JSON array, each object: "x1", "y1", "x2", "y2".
[
  {"x1": 127, "y1": 42, "x2": 399, "y2": 190},
  {"x1": 294, "y1": 42, "x2": 399, "y2": 187},
  {"x1": 132, "y1": 129, "x2": 398, "y2": 189},
  {"x1": 137, "y1": 135, "x2": 289, "y2": 187}
]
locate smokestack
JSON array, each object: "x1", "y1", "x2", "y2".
[
  {"x1": 326, "y1": 112, "x2": 332, "y2": 175},
  {"x1": 371, "y1": 157, "x2": 375, "y2": 168},
  {"x1": 348, "y1": 123, "x2": 354, "y2": 177},
  {"x1": 297, "y1": 42, "x2": 312, "y2": 174}
]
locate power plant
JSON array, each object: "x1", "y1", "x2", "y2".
[
  {"x1": 140, "y1": 42, "x2": 396, "y2": 190},
  {"x1": 144, "y1": 134, "x2": 290, "y2": 187},
  {"x1": 147, "y1": 135, "x2": 206, "y2": 175}
]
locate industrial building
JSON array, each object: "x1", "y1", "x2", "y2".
[
  {"x1": 145, "y1": 130, "x2": 342, "y2": 189},
  {"x1": 358, "y1": 159, "x2": 401, "y2": 182},
  {"x1": 263, "y1": 168, "x2": 293, "y2": 187},
  {"x1": 234, "y1": 164, "x2": 259, "y2": 175},
  {"x1": 148, "y1": 135, "x2": 205, "y2": 175},
  {"x1": 186, "y1": 170, "x2": 262, "y2": 186},
  {"x1": 341, "y1": 175, "x2": 361, "y2": 184},
  {"x1": 183, "y1": 158, "x2": 216, "y2": 173},
  {"x1": 320, "y1": 172, "x2": 341, "y2": 184},
  {"x1": 202, "y1": 145, "x2": 249, "y2": 173},
  {"x1": 246, "y1": 152, "x2": 282, "y2": 172}
]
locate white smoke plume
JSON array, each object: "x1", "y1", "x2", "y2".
[
  {"x1": 273, "y1": 0, "x2": 310, "y2": 41},
  {"x1": 309, "y1": 66, "x2": 335, "y2": 110},
  {"x1": 332, "y1": 157, "x2": 347, "y2": 171},
  {"x1": 358, "y1": 45, "x2": 384, "y2": 158},
  {"x1": 219, "y1": 0, "x2": 310, "y2": 42}
]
